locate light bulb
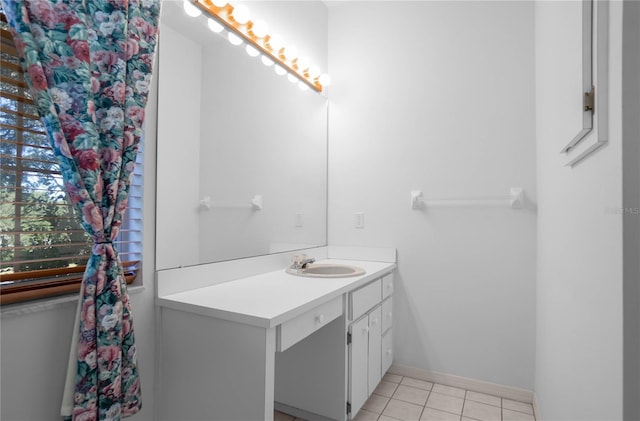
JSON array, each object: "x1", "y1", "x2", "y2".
[
  {"x1": 298, "y1": 81, "x2": 309, "y2": 91},
  {"x1": 308, "y1": 66, "x2": 320, "y2": 79},
  {"x1": 183, "y1": 0, "x2": 201, "y2": 17},
  {"x1": 231, "y1": 4, "x2": 250, "y2": 25},
  {"x1": 261, "y1": 55, "x2": 274, "y2": 67},
  {"x1": 318, "y1": 73, "x2": 331, "y2": 86},
  {"x1": 287, "y1": 74, "x2": 298, "y2": 83},
  {"x1": 251, "y1": 20, "x2": 268, "y2": 38},
  {"x1": 207, "y1": 18, "x2": 224, "y2": 33},
  {"x1": 212, "y1": 0, "x2": 227, "y2": 7},
  {"x1": 297, "y1": 56, "x2": 310, "y2": 72},
  {"x1": 227, "y1": 32, "x2": 243, "y2": 46},
  {"x1": 245, "y1": 45, "x2": 260, "y2": 57},
  {"x1": 268, "y1": 35, "x2": 284, "y2": 52},
  {"x1": 283, "y1": 45, "x2": 298, "y2": 61},
  {"x1": 274, "y1": 65, "x2": 286, "y2": 76}
]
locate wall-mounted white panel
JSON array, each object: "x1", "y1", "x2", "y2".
[{"x1": 535, "y1": 1, "x2": 625, "y2": 419}]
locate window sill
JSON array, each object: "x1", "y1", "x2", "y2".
[{"x1": 0, "y1": 285, "x2": 146, "y2": 318}]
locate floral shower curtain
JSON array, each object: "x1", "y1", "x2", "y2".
[{"x1": 2, "y1": 0, "x2": 159, "y2": 419}]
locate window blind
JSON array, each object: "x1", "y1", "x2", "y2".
[{"x1": 0, "y1": 9, "x2": 142, "y2": 304}]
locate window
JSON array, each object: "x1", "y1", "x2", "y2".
[{"x1": 0, "y1": 10, "x2": 142, "y2": 304}]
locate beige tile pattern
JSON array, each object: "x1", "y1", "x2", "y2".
[
  {"x1": 382, "y1": 399, "x2": 424, "y2": 420},
  {"x1": 465, "y1": 391, "x2": 501, "y2": 407},
  {"x1": 375, "y1": 380, "x2": 400, "y2": 397},
  {"x1": 503, "y1": 408, "x2": 536, "y2": 421},
  {"x1": 421, "y1": 407, "x2": 460, "y2": 421},
  {"x1": 431, "y1": 384, "x2": 466, "y2": 399},
  {"x1": 503, "y1": 399, "x2": 534, "y2": 415},
  {"x1": 354, "y1": 409, "x2": 381, "y2": 421},
  {"x1": 364, "y1": 393, "x2": 392, "y2": 413},
  {"x1": 426, "y1": 392, "x2": 464, "y2": 415},
  {"x1": 393, "y1": 385, "x2": 430, "y2": 406},
  {"x1": 400, "y1": 377, "x2": 434, "y2": 391},
  {"x1": 276, "y1": 373, "x2": 537, "y2": 421},
  {"x1": 383, "y1": 373, "x2": 404, "y2": 384},
  {"x1": 461, "y1": 400, "x2": 501, "y2": 421}
]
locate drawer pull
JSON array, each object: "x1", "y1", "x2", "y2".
[{"x1": 315, "y1": 314, "x2": 325, "y2": 324}]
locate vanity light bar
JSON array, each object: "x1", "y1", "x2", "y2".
[{"x1": 193, "y1": 0, "x2": 326, "y2": 92}]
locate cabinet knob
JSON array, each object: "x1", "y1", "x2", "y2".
[
  {"x1": 386, "y1": 284, "x2": 393, "y2": 292},
  {"x1": 386, "y1": 349, "x2": 393, "y2": 356},
  {"x1": 362, "y1": 326, "x2": 369, "y2": 334},
  {"x1": 315, "y1": 314, "x2": 325, "y2": 324},
  {"x1": 371, "y1": 318, "x2": 379, "y2": 326},
  {"x1": 386, "y1": 312, "x2": 393, "y2": 320}
]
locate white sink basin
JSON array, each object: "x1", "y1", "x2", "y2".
[{"x1": 286, "y1": 264, "x2": 366, "y2": 278}]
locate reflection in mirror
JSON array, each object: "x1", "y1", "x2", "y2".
[{"x1": 156, "y1": 1, "x2": 328, "y2": 270}]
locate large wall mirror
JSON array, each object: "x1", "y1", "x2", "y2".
[{"x1": 156, "y1": 1, "x2": 328, "y2": 270}]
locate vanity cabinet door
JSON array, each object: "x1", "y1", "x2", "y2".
[
  {"x1": 367, "y1": 306, "x2": 382, "y2": 394},
  {"x1": 382, "y1": 329, "x2": 393, "y2": 375},
  {"x1": 347, "y1": 273, "x2": 395, "y2": 419},
  {"x1": 349, "y1": 315, "x2": 370, "y2": 416}
]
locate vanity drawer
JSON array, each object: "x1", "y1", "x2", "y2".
[
  {"x1": 382, "y1": 273, "x2": 394, "y2": 300},
  {"x1": 350, "y1": 279, "x2": 382, "y2": 321},
  {"x1": 277, "y1": 296, "x2": 343, "y2": 352},
  {"x1": 381, "y1": 297, "x2": 393, "y2": 334}
]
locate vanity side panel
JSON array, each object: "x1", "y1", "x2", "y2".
[{"x1": 159, "y1": 308, "x2": 275, "y2": 421}]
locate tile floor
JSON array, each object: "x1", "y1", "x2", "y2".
[
  {"x1": 274, "y1": 372, "x2": 536, "y2": 421},
  {"x1": 274, "y1": 410, "x2": 306, "y2": 421}
]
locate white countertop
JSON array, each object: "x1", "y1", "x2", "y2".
[{"x1": 157, "y1": 259, "x2": 396, "y2": 328}]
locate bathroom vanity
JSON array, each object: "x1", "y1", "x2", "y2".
[{"x1": 157, "y1": 247, "x2": 396, "y2": 421}]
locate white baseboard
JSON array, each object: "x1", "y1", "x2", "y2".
[
  {"x1": 533, "y1": 392, "x2": 542, "y2": 420},
  {"x1": 389, "y1": 363, "x2": 535, "y2": 404}
]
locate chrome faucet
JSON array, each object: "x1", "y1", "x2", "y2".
[{"x1": 290, "y1": 255, "x2": 315, "y2": 270}]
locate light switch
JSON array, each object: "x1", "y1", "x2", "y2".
[
  {"x1": 295, "y1": 213, "x2": 304, "y2": 227},
  {"x1": 354, "y1": 212, "x2": 365, "y2": 229}
]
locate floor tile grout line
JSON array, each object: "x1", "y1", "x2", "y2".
[
  {"x1": 378, "y1": 389, "x2": 393, "y2": 418},
  {"x1": 416, "y1": 395, "x2": 425, "y2": 421},
  {"x1": 460, "y1": 390, "x2": 467, "y2": 420}
]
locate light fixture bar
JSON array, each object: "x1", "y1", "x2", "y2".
[{"x1": 193, "y1": 0, "x2": 324, "y2": 92}]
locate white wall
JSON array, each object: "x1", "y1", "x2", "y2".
[
  {"x1": 535, "y1": 1, "x2": 625, "y2": 419},
  {"x1": 327, "y1": 1, "x2": 537, "y2": 390}
]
